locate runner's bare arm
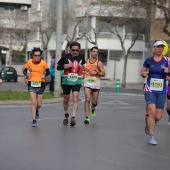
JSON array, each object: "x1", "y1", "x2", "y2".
[
  {"x1": 97, "y1": 61, "x2": 105, "y2": 77},
  {"x1": 140, "y1": 67, "x2": 149, "y2": 78}
]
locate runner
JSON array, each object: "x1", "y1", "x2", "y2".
[
  {"x1": 140, "y1": 40, "x2": 170, "y2": 145},
  {"x1": 57, "y1": 42, "x2": 85, "y2": 126},
  {"x1": 84, "y1": 47, "x2": 105, "y2": 124},
  {"x1": 166, "y1": 75, "x2": 170, "y2": 125},
  {"x1": 23, "y1": 47, "x2": 50, "y2": 127}
]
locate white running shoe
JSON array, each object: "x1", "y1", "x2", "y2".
[{"x1": 149, "y1": 135, "x2": 157, "y2": 145}]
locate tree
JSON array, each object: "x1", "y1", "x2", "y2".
[
  {"x1": 152, "y1": 0, "x2": 170, "y2": 37},
  {"x1": 65, "y1": 10, "x2": 86, "y2": 49},
  {"x1": 97, "y1": 0, "x2": 149, "y2": 88},
  {"x1": 0, "y1": 13, "x2": 32, "y2": 65}
]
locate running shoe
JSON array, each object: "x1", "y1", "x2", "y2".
[
  {"x1": 31, "y1": 120, "x2": 37, "y2": 127},
  {"x1": 84, "y1": 117, "x2": 90, "y2": 124},
  {"x1": 36, "y1": 110, "x2": 39, "y2": 119},
  {"x1": 63, "y1": 113, "x2": 69, "y2": 126},
  {"x1": 149, "y1": 135, "x2": 157, "y2": 145},
  {"x1": 91, "y1": 107, "x2": 96, "y2": 117},
  {"x1": 70, "y1": 117, "x2": 76, "y2": 126},
  {"x1": 168, "y1": 117, "x2": 170, "y2": 126},
  {"x1": 63, "y1": 118, "x2": 68, "y2": 126},
  {"x1": 145, "y1": 116, "x2": 149, "y2": 135}
]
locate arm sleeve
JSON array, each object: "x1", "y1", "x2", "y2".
[
  {"x1": 82, "y1": 55, "x2": 86, "y2": 66},
  {"x1": 57, "y1": 65, "x2": 64, "y2": 70},
  {"x1": 57, "y1": 57, "x2": 67, "y2": 70},
  {"x1": 23, "y1": 68, "x2": 28, "y2": 75},
  {"x1": 45, "y1": 68, "x2": 50, "y2": 77}
]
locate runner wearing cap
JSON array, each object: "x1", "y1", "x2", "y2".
[{"x1": 140, "y1": 39, "x2": 170, "y2": 145}]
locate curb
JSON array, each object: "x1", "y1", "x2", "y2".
[{"x1": 0, "y1": 98, "x2": 63, "y2": 106}]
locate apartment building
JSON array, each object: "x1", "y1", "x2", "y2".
[
  {"x1": 66, "y1": 0, "x2": 148, "y2": 83},
  {"x1": 0, "y1": 0, "x2": 31, "y2": 66}
]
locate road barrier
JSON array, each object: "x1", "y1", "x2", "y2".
[{"x1": 116, "y1": 78, "x2": 120, "y2": 93}]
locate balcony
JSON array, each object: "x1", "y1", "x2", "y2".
[
  {"x1": 0, "y1": 14, "x2": 28, "y2": 21},
  {"x1": 0, "y1": 0, "x2": 31, "y2": 5},
  {"x1": 78, "y1": 32, "x2": 145, "y2": 40},
  {"x1": 0, "y1": 14, "x2": 29, "y2": 29},
  {"x1": 0, "y1": 39, "x2": 25, "y2": 51},
  {"x1": 29, "y1": 12, "x2": 42, "y2": 23},
  {"x1": 75, "y1": 4, "x2": 146, "y2": 19}
]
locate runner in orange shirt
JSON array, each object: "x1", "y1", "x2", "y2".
[
  {"x1": 83, "y1": 47, "x2": 105, "y2": 124},
  {"x1": 23, "y1": 47, "x2": 50, "y2": 127}
]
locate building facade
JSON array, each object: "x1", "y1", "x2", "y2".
[
  {"x1": 67, "y1": 0, "x2": 148, "y2": 83},
  {"x1": 0, "y1": 0, "x2": 31, "y2": 66}
]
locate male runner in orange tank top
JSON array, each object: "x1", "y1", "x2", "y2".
[{"x1": 83, "y1": 47, "x2": 105, "y2": 124}]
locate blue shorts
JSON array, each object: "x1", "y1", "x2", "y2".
[{"x1": 144, "y1": 91, "x2": 166, "y2": 109}]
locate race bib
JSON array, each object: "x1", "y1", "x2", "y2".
[
  {"x1": 31, "y1": 81, "x2": 41, "y2": 87},
  {"x1": 87, "y1": 77, "x2": 97, "y2": 83},
  {"x1": 150, "y1": 78, "x2": 164, "y2": 91},
  {"x1": 67, "y1": 73, "x2": 78, "y2": 82}
]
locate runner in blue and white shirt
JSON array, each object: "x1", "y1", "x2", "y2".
[{"x1": 140, "y1": 40, "x2": 170, "y2": 145}]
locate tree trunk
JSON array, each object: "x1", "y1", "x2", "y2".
[{"x1": 121, "y1": 53, "x2": 128, "y2": 88}]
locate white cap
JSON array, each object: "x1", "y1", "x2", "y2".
[{"x1": 153, "y1": 40, "x2": 165, "y2": 47}]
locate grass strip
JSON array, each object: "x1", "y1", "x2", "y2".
[{"x1": 0, "y1": 90, "x2": 56, "y2": 100}]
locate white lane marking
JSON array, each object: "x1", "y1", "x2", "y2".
[
  {"x1": 29, "y1": 117, "x2": 64, "y2": 121},
  {"x1": 102, "y1": 100, "x2": 130, "y2": 105},
  {"x1": 116, "y1": 107, "x2": 139, "y2": 109}
]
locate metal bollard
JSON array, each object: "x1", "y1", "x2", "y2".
[{"x1": 116, "y1": 78, "x2": 120, "y2": 93}]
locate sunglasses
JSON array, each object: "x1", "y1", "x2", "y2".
[
  {"x1": 34, "y1": 55, "x2": 41, "y2": 57},
  {"x1": 71, "y1": 49, "x2": 79, "y2": 52}
]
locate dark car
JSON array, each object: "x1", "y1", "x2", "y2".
[
  {"x1": 0, "y1": 66, "x2": 3, "y2": 77},
  {"x1": 0, "y1": 66, "x2": 18, "y2": 82}
]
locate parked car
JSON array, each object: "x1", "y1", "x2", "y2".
[
  {"x1": 0, "y1": 66, "x2": 18, "y2": 82},
  {"x1": 0, "y1": 66, "x2": 3, "y2": 78}
]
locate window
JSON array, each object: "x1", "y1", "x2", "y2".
[
  {"x1": 97, "y1": 18, "x2": 124, "y2": 35},
  {"x1": 3, "y1": 34, "x2": 11, "y2": 44},
  {"x1": 109, "y1": 50, "x2": 123, "y2": 60},
  {"x1": 112, "y1": 24, "x2": 124, "y2": 35},
  {"x1": 76, "y1": 0, "x2": 87, "y2": 6},
  {"x1": 4, "y1": 6, "x2": 15, "y2": 15},
  {"x1": 98, "y1": 50, "x2": 107, "y2": 65},
  {"x1": 97, "y1": 20, "x2": 111, "y2": 33},
  {"x1": 37, "y1": 0, "x2": 42, "y2": 11},
  {"x1": 128, "y1": 51, "x2": 143, "y2": 60}
]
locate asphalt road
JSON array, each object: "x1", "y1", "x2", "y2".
[{"x1": 0, "y1": 88, "x2": 170, "y2": 170}]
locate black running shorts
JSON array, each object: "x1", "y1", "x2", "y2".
[{"x1": 62, "y1": 84, "x2": 82, "y2": 95}]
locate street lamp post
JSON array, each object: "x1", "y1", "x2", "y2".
[{"x1": 54, "y1": 0, "x2": 63, "y2": 97}]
